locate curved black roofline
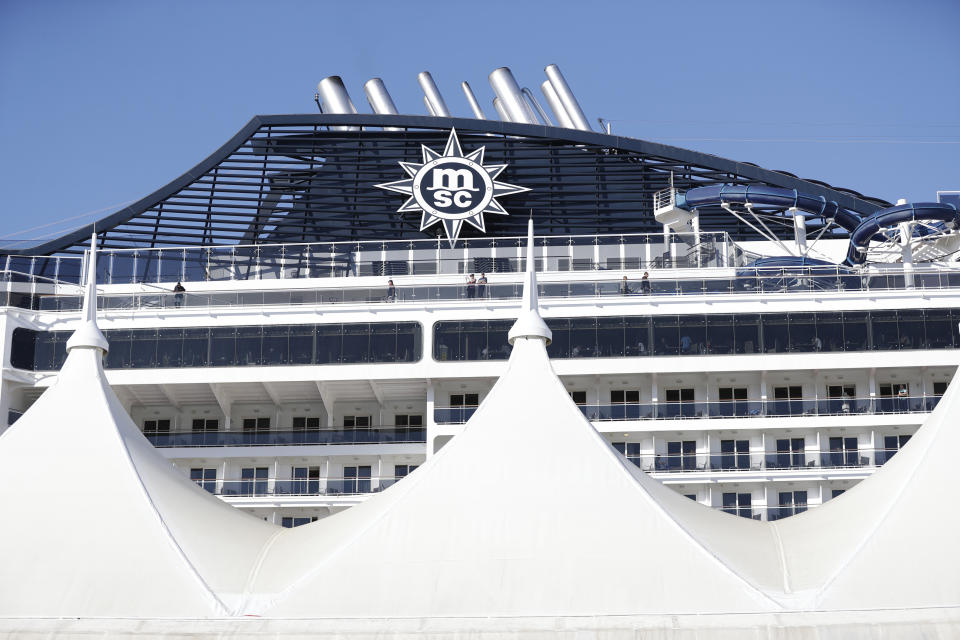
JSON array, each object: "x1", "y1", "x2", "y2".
[{"x1": 15, "y1": 114, "x2": 888, "y2": 255}]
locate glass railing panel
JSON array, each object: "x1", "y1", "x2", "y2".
[
  {"x1": 146, "y1": 428, "x2": 426, "y2": 447},
  {"x1": 707, "y1": 400, "x2": 763, "y2": 417},
  {"x1": 433, "y1": 407, "x2": 477, "y2": 424},
  {"x1": 763, "y1": 452, "x2": 810, "y2": 470},
  {"x1": 708, "y1": 453, "x2": 754, "y2": 471},
  {"x1": 819, "y1": 451, "x2": 866, "y2": 468},
  {"x1": 703, "y1": 278, "x2": 733, "y2": 294},
  {"x1": 655, "y1": 402, "x2": 704, "y2": 419}
]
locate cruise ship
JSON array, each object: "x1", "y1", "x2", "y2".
[{"x1": 2, "y1": 65, "x2": 958, "y2": 528}]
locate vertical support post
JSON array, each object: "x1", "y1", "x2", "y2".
[
  {"x1": 792, "y1": 209, "x2": 807, "y2": 255},
  {"x1": 760, "y1": 372, "x2": 768, "y2": 417},
  {"x1": 651, "y1": 372, "x2": 659, "y2": 420},
  {"x1": 662, "y1": 224, "x2": 671, "y2": 267},
  {"x1": 692, "y1": 213, "x2": 702, "y2": 268},
  {"x1": 899, "y1": 221, "x2": 915, "y2": 289},
  {"x1": 425, "y1": 380, "x2": 436, "y2": 459}
]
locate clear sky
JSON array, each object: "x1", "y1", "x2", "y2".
[{"x1": 0, "y1": 0, "x2": 957, "y2": 245}]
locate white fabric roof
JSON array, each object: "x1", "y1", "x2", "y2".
[
  {"x1": 1, "y1": 227, "x2": 959, "y2": 636},
  {"x1": 0, "y1": 236, "x2": 278, "y2": 617}
]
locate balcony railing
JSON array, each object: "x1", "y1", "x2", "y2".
[
  {"x1": 1, "y1": 231, "x2": 734, "y2": 286},
  {"x1": 708, "y1": 504, "x2": 822, "y2": 522},
  {"x1": 146, "y1": 427, "x2": 425, "y2": 448},
  {"x1": 211, "y1": 475, "x2": 403, "y2": 497},
  {"x1": 433, "y1": 395, "x2": 940, "y2": 424},
  {"x1": 621, "y1": 446, "x2": 908, "y2": 474},
  {"x1": 14, "y1": 264, "x2": 960, "y2": 314}
]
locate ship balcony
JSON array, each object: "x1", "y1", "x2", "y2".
[
  {"x1": 433, "y1": 396, "x2": 939, "y2": 425},
  {"x1": 614, "y1": 443, "x2": 899, "y2": 482},
  {"x1": 145, "y1": 426, "x2": 426, "y2": 448},
  {"x1": 216, "y1": 476, "x2": 402, "y2": 498}
]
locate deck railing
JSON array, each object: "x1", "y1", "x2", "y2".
[
  {"x1": 9, "y1": 266, "x2": 960, "y2": 314},
  {"x1": 435, "y1": 395, "x2": 939, "y2": 424},
  {"x1": 622, "y1": 446, "x2": 909, "y2": 474},
  {"x1": 0, "y1": 231, "x2": 734, "y2": 286},
  {"x1": 146, "y1": 427, "x2": 425, "y2": 448}
]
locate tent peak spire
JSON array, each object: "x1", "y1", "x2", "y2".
[
  {"x1": 508, "y1": 217, "x2": 552, "y2": 345},
  {"x1": 65, "y1": 233, "x2": 109, "y2": 354}
]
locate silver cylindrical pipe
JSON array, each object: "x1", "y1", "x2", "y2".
[
  {"x1": 418, "y1": 71, "x2": 451, "y2": 117},
  {"x1": 489, "y1": 67, "x2": 537, "y2": 124},
  {"x1": 544, "y1": 64, "x2": 591, "y2": 131},
  {"x1": 423, "y1": 95, "x2": 437, "y2": 117},
  {"x1": 492, "y1": 97, "x2": 509, "y2": 121},
  {"x1": 364, "y1": 78, "x2": 402, "y2": 131},
  {"x1": 316, "y1": 76, "x2": 360, "y2": 131},
  {"x1": 461, "y1": 81, "x2": 487, "y2": 120},
  {"x1": 522, "y1": 87, "x2": 552, "y2": 125},
  {"x1": 540, "y1": 80, "x2": 574, "y2": 129}
]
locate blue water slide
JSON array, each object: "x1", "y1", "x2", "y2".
[
  {"x1": 844, "y1": 202, "x2": 960, "y2": 266},
  {"x1": 676, "y1": 184, "x2": 862, "y2": 233}
]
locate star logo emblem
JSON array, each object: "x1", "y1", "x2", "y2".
[{"x1": 376, "y1": 128, "x2": 530, "y2": 246}]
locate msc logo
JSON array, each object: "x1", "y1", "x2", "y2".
[
  {"x1": 425, "y1": 164, "x2": 481, "y2": 210},
  {"x1": 376, "y1": 128, "x2": 530, "y2": 246},
  {"x1": 417, "y1": 160, "x2": 486, "y2": 214}
]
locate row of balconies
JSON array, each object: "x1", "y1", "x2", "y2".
[
  {"x1": 147, "y1": 427, "x2": 426, "y2": 448},
  {"x1": 140, "y1": 395, "x2": 929, "y2": 448},
  {"x1": 434, "y1": 395, "x2": 940, "y2": 424},
  {"x1": 197, "y1": 470, "x2": 847, "y2": 524},
  {"x1": 626, "y1": 447, "x2": 905, "y2": 475}
]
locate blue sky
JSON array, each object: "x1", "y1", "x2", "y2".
[{"x1": 0, "y1": 0, "x2": 957, "y2": 244}]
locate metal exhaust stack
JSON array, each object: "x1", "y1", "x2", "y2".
[
  {"x1": 492, "y1": 97, "x2": 509, "y2": 121},
  {"x1": 544, "y1": 64, "x2": 591, "y2": 131},
  {"x1": 540, "y1": 80, "x2": 574, "y2": 129},
  {"x1": 522, "y1": 87, "x2": 552, "y2": 125},
  {"x1": 316, "y1": 76, "x2": 360, "y2": 131},
  {"x1": 488, "y1": 67, "x2": 537, "y2": 124},
  {"x1": 461, "y1": 81, "x2": 487, "y2": 120},
  {"x1": 363, "y1": 78, "x2": 402, "y2": 131},
  {"x1": 418, "y1": 71, "x2": 451, "y2": 117}
]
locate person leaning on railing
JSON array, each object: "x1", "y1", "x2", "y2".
[{"x1": 173, "y1": 281, "x2": 185, "y2": 307}]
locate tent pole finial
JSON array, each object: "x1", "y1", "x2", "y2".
[
  {"x1": 65, "y1": 233, "x2": 109, "y2": 354},
  {"x1": 508, "y1": 217, "x2": 552, "y2": 345}
]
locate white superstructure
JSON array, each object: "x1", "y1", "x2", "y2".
[{"x1": 1, "y1": 225, "x2": 956, "y2": 528}]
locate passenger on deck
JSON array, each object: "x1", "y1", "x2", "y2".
[
  {"x1": 173, "y1": 281, "x2": 185, "y2": 307},
  {"x1": 641, "y1": 271, "x2": 651, "y2": 294},
  {"x1": 477, "y1": 273, "x2": 487, "y2": 298},
  {"x1": 386, "y1": 279, "x2": 396, "y2": 302},
  {"x1": 466, "y1": 274, "x2": 476, "y2": 299},
  {"x1": 620, "y1": 276, "x2": 631, "y2": 295}
]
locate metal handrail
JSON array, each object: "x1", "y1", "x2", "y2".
[{"x1": 435, "y1": 396, "x2": 940, "y2": 424}]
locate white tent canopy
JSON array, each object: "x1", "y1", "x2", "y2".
[
  {"x1": 0, "y1": 235, "x2": 278, "y2": 618},
  {"x1": 1, "y1": 226, "x2": 958, "y2": 637}
]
